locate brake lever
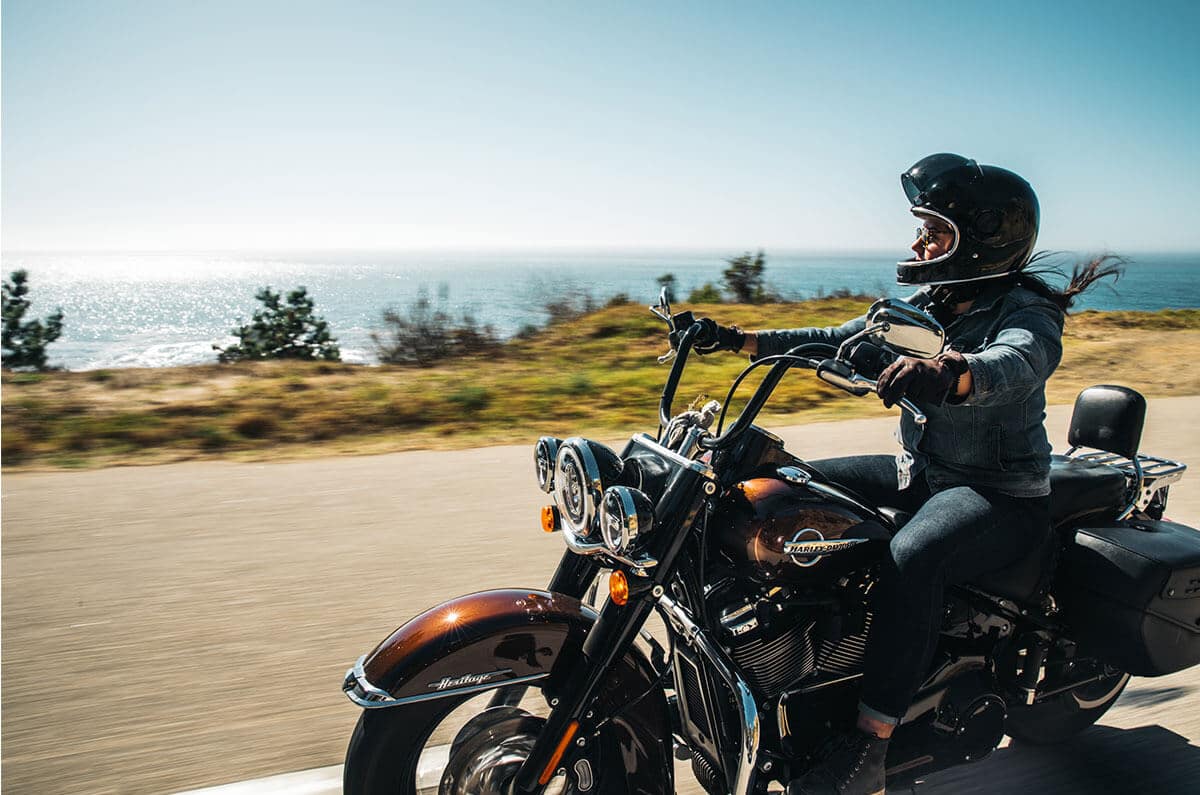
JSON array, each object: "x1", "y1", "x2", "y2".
[
  {"x1": 855, "y1": 375, "x2": 927, "y2": 426},
  {"x1": 815, "y1": 359, "x2": 927, "y2": 425}
]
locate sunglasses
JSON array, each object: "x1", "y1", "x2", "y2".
[{"x1": 915, "y1": 225, "x2": 953, "y2": 246}]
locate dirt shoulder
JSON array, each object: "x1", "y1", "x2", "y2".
[{"x1": 3, "y1": 397, "x2": 1200, "y2": 794}]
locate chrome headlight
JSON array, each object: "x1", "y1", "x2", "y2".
[
  {"x1": 554, "y1": 438, "x2": 623, "y2": 537},
  {"x1": 534, "y1": 436, "x2": 561, "y2": 493},
  {"x1": 600, "y1": 486, "x2": 654, "y2": 555}
]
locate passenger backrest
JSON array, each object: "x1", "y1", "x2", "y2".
[{"x1": 1067, "y1": 385, "x2": 1146, "y2": 459}]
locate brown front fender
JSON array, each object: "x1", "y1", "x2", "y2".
[
  {"x1": 344, "y1": 588, "x2": 675, "y2": 793},
  {"x1": 344, "y1": 588, "x2": 661, "y2": 709}
]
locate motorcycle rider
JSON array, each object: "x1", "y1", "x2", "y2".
[{"x1": 695, "y1": 154, "x2": 1120, "y2": 795}]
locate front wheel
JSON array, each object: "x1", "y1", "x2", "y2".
[
  {"x1": 1005, "y1": 670, "x2": 1130, "y2": 745},
  {"x1": 343, "y1": 686, "x2": 646, "y2": 795}
]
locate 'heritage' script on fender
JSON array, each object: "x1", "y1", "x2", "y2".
[{"x1": 428, "y1": 668, "x2": 513, "y2": 691}]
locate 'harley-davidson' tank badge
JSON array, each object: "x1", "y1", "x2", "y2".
[{"x1": 784, "y1": 528, "x2": 867, "y2": 567}]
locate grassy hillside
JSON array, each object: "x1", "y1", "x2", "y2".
[{"x1": 4, "y1": 300, "x2": 1199, "y2": 469}]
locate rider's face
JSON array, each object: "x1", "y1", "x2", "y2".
[{"x1": 911, "y1": 220, "x2": 955, "y2": 261}]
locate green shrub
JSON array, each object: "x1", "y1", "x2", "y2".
[
  {"x1": 215, "y1": 286, "x2": 340, "y2": 363},
  {"x1": 688, "y1": 283, "x2": 723, "y2": 303},
  {"x1": 372, "y1": 290, "x2": 500, "y2": 366},
  {"x1": 449, "y1": 385, "x2": 491, "y2": 412}
]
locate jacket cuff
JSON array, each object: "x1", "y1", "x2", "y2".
[{"x1": 961, "y1": 352, "x2": 989, "y2": 402}]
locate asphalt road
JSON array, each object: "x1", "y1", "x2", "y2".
[{"x1": 3, "y1": 397, "x2": 1200, "y2": 794}]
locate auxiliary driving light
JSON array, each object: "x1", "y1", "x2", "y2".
[
  {"x1": 534, "y1": 437, "x2": 561, "y2": 493},
  {"x1": 599, "y1": 486, "x2": 655, "y2": 555}
]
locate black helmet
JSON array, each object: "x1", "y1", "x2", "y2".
[{"x1": 897, "y1": 153, "x2": 1040, "y2": 286}]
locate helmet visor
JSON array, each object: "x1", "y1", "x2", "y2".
[{"x1": 901, "y1": 153, "x2": 979, "y2": 205}]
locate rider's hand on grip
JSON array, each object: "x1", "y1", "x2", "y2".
[
  {"x1": 693, "y1": 318, "x2": 746, "y2": 355},
  {"x1": 876, "y1": 351, "x2": 968, "y2": 408}
]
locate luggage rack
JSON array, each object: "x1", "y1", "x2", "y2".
[{"x1": 1065, "y1": 448, "x2": 1187, "y2": 519}]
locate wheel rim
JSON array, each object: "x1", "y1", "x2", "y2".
[
  {"x1": 412, "y1": 692, "x2": 582, "y2": 795},
  {"x1": 439, "y1": 713, "x2": 568, "y2": 795}
]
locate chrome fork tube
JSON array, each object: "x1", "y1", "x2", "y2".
[{"x1": 657, "y1": 594, "x2": 761, "y2": 795}]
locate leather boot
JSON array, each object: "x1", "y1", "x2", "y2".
[{"x1": 787, "y1": 730, "x2": 888, "y2": 795}]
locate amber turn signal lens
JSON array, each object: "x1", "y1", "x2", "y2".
[
  {"x1": 608, "y1": 570, "x2": 630, "y2": 605},
  {"x1": 541, "y1": 505, "x2": 559, "y2": 533}
]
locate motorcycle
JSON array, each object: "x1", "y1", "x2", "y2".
[{"x1": 341, "y1": 291, "x2": 1200, "y2": 794}]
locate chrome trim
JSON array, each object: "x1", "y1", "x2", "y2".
[
  {"x1": 777, "y1": 465, "x2": 811, "y2": 485},
  {"x1": 555, "y1": 438, "x2": 603, "y2": 536},
  {"x1": 1119, "y1": 455, "x2": 1145, "y2": 521},
  {"x1": 657, "y1": 594, "x2": 760, "y2": 795},
  {"x1": 1065, "y1": 448, "x2": 1187, "y2": 518},
  {"x1": 535, "y1": 437, "x2": 560, "y2": 494},
  {"x1": 796, "y1": 672, "x2": 864, "y2": 694},
  {"x1": 834, "y1": 321, "x2": 890, "y2": 362},
  {"x1": 1071, "y1": 672, "x2": 1131, "y2": 710},
  {"x1": 865, "y1": 298, "x2": 946, "y2": 358},
  {"x1": 600, "y1": 486, "x2": 643, "y2": 554},
  {"x1": 342, "y1": 655, "x2": 550, "y2": 710},
  {"x1": 816, "y1": 368, "x2": 927, "y2": 425},
  {"x1": 558, "y1": 520, "x2": 660, "y2": 572},
  {"x1": 628, "y1": 433, "x2": 716, "y2": 477},
  {"x1": 899, "y1": 207, "x2": 960, "y2": 269}
]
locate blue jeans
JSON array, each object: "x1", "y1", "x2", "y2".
[{"x1": 809, "y1": 455, "x2": 1050, "y2": 723}]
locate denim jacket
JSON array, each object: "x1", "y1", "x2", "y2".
[{"x1": 754, "y1": 283, "x2": 1065, "y2": 497}]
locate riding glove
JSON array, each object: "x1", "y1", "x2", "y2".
[
  {"x1": 876, "y1": 350, "x2": 969, "y2": 408},
  {"x1": 694, "y1": 318, "x2": 746, "y2": 355}
]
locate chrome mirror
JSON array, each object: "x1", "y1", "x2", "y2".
[{"x1": 867, "y1": 298, "x2": 945, "y2": 358}]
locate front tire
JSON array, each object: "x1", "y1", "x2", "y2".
[
  {"x1": 343, "y1": 687, "x2": 647, "y2": 795},
  {"x1": 1005, "y1": 671, "x2": 1130, "y2": 745}
]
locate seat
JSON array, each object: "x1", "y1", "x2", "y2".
[{"x1": 1045, "y1": 454, "x2": 1129, "y2": 527}]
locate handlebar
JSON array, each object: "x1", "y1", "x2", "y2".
[
  {"x1": 658, "y1": 320, "x2": 926, "y2": 454},
  {"x1": 658, "y1": 321, "x2": 702, "y2": 428}
]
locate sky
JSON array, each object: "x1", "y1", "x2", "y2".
[{"x1": 3, "y1": 0, "x2": 1199, "y2": 253}]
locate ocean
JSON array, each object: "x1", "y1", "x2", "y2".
[{"x1": 3, "y1": 249, "x2": 1197, "y2": 371}]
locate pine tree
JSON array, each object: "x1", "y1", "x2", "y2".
[
  {"x1": 215, "y1": 286, "x2": 340, "y2": 363},
  {"x1": 723, "y1": 250, "x2": 768, "y2": 303},
  {"x1": 2, "y1": 269, "x2": 65, "y2": 370}
]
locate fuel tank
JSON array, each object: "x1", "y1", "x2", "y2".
[{"x1": 713, "y1": 472, "x2": 890, "y2": 583}]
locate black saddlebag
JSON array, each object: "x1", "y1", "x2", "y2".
[{"x1": 1055, "y1": 519, "x2": 1200, "y2": 676}]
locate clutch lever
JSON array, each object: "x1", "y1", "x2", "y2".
[
  {"x1": 657, "y1": 310, "x2": 695, "y2": 364},
  {"x1": 816, "y1": 359, "x2": 927, "y2": 425}
]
